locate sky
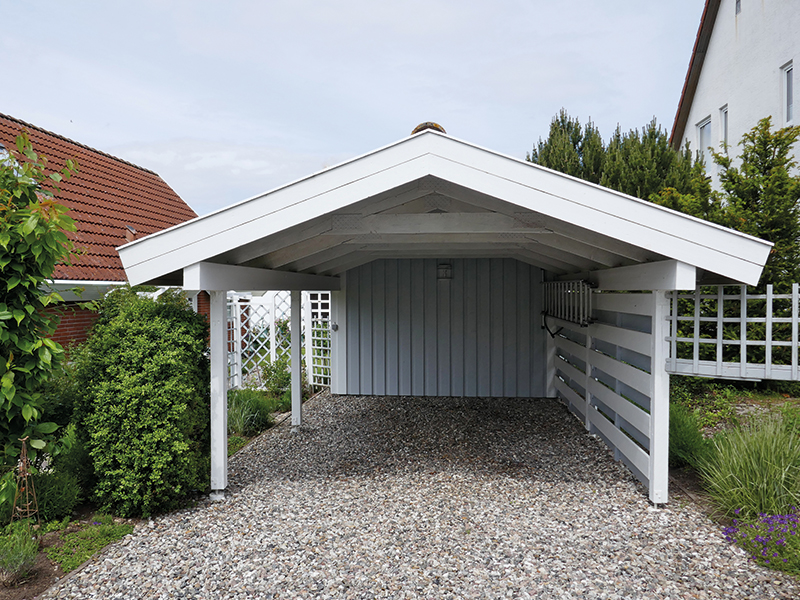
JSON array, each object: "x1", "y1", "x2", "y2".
[{"x1": 0, "y1": 0, "x2": 706, "y2": 216}]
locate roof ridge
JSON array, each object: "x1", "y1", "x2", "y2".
[{"x1": 0, "y1": 111, "x2": 158, "y2": 175}]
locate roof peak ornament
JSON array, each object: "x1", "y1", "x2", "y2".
[{"x1": 411, "y1": 122, "x2": 446, "y2": 135}]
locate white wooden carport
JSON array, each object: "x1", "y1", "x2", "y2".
[{"x1": 118, "y1": 127, "x2": 770, "y2": 505}]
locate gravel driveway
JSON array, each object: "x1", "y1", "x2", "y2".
[{"x1": 43, "y1": 393, "x2": 800, "y2": 599}]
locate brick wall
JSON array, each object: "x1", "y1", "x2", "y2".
[
  {"x1": 46, "y1": 302, "x2": 100, "y2": 348},
  {"x1": 197, "y1": 291, "x2": 210, "y2": 322}
]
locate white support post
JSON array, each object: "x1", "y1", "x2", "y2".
[
  {"x1": 209, "y1": 290, "x2": 228, "y2": 499},
  {"x1": 584, "y1": 329, "x2": 592, "y2": 429},
  {"x1": 291, "y1": 290, "x2": 303, "y2": 431},
  {"x1": 331, "y1": 273, "x2": 347, "y2": 394},
  {"x1": 270, "y1": 292, "x2": 277, "y2": 364},
  {"x1": 303, "y1": 291, "x2": 313, "y2": 386},
  {"x1": 649, "y1": 290, "x2": 670, "y2": 505},
  {"x1": 232, "y1": 299, "x2": 243, "y2": 389},
  {"x1": 544, "y1": 317, "x2": 557, "y2": 398}
]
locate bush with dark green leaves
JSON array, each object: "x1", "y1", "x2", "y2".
[{"x1": 71, "y1": 287, "x2": 210, "y2": 517}]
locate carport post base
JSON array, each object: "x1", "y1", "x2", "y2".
[{"x1": 210, "y1": 490, "x2": 225, "y2": 501}]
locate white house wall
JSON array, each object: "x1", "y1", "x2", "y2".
[
  {"x1": 680, "y1": 0, "x2": 798, "y2": 173},
  {"x1": 339, "y1": 258, "x2": 546, "y2": 398}
]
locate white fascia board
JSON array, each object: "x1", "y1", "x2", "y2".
[
  {"x1": 183, "y1": 262, "x2": 340, "y2": 292},
  {"x1": 583, "y1": 260, "x2": 697, "y2": 291},
  {"x1": 120, "y1": 131, "x2": 771, "y2": 286},
  {"x1": 47, "y1": 280, "x2": 126, "y2": 301}
]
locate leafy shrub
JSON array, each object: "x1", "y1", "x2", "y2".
[
  {"x1": 33, "y1": 470, "x2": 80, "y2": 522},
  {"x1": 699, "y1": 413, "x2": 800, "y2": 519},
  {"x1": 0, "y1": 521, "x2": 39, "y2": 585},
  {"x1": 227, "y1": 389, "x2": 274, "y2": 437},
  {"x1": 669, "y1": 402, "x2": 709, "y2": 468},
  {"x1": 261, "y1": 354, "x2": 292, "y2": 398},
  {"x1": 44, "y1": 514, "x2": 133, "y2": 573},
  {"x1": 71, "y1": 287, "x2": 210, "y2": 517},
  {"x1": 723, "y1": 508, "x2": 800, "y2": 574}
]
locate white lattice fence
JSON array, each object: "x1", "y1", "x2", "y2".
[
  {"x1": 667, "y1": 284, "x2": 800, "y2": 381},
  {"x1": 227, "y1": 291, "x2": 331, "y2": 389},
  {"x1": 547, "y1": 291, "x2": 668, "y2": 503}
]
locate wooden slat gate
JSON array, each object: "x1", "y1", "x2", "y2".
[{"x1": 544, "y1": 284, "x2": 669, "y2": 504}]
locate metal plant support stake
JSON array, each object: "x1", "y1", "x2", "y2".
[{"x1": 12, "y1": 437, "x2": 40, "y2": 527}]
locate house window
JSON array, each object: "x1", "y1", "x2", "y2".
[
  {"x1": 720, "y1": 106, "x2": 729, "y2": 150},
  {"x1": 736, "y1": 0, "x2": 741, "y2": 14},
  {"x1": 784, "y1": 63, "x2": 794, "y2": 123},
  {"x1": 697, "y1": 118, "x2": 712, "y2": 165}
]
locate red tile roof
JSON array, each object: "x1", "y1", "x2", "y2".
[
  {"x1": 0, "y1": 112, "x2": 197, "y2": 281},
  {"x1": 669, "y1": 0, "x2": 721, "y2": 150}
]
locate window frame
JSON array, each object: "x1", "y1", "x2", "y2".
[
  {"x1": 719, "y1": 105, "x2": 729, "y2": 152},
  {"x1": 697, "y1": 117, "x2": 712, "y2": 165},
  {"x1": 782, "y1": 62, "x2": 794, "y2": 124}
]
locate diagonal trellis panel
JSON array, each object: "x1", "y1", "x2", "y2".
[{"x1": 227, "y1": 291, "x2": 331, "y2": 389}]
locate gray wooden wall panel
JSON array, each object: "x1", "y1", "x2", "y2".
[{"x1": 344, "y1": 258, "x2": 545, "y2": 397}]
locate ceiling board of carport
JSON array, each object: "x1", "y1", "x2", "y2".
[{"x1": 225, "y1": 175, "x2": 664, "y2": 277}]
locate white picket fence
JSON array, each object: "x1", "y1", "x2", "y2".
[
  {"x1": 547, "y1": 291, "x2": 669, "y2": 502},
  {"x1": 666, "y1": 284, "x2": 800, "y2": 381},
  {"x1": 227, "y1": 291, "x2": 331, "y2": 390}
]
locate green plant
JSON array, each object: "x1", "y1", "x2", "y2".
[
  {"x1": 723, "y1": 508, "x2": 800, "y2": 574},
  {"x1": 0, "y1": 520, "x2": 39, "y2": 585},
  {"x1": 1, "y1": 133, "x2": 78, "y2": 504},
  {"x1": 227, "y1": 388, "x2": 274, "y2": 437},
  {"x1": 228, "y1": 435, "x2": 248, "y2": 456},
  {"x1": 669, "y1": 402, "x2": 709, "y2": 468},
  {"x1": 33, "y1": 470, "x2": 80, "y2": 522},
  {"x1": 261, "y1": 354, "x2": 292, "y2": 398},
  {"x1": 70, "y1": 287, "x2": 210, "y2": 517},
  {"x1": 44, "y1": 514, "x2": 133, "y2": 573},
  {"x1": 699, "y1": 413, "x2": 800, "y2": 519},
  {"x1": 671, "y1": 379, "x2": 739, "y2": 429}
]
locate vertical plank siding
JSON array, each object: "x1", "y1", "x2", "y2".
[{"x1": 343, "y1": 258, "x2": 545, "y2": 397}]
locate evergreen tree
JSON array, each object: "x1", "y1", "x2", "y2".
[
  {"x1": 600, "y1": 119, "x2": 695, "y2": 200},
  {"x1": 527, "y1": 109, "x2": 605, "y2": 184},
  {"x1": 712, "y1": 117, "x2": 800, "y2": 290}
]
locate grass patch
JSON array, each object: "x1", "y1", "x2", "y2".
[
  {"x1": 228, "y1": 389, "x2": 275, "y2": 437},
  {"x1": 44, "y1": 514, "x2": 134, "y2": 573},
  {"x1": 228, "y1": 435, "x2": 248, "y2": 456},
  {"x1": 699, "y1": 413, "x2": 800, "y2": 520},
  {"x1": 669, "y1": 402, "x2": 709, "y2": 469},
  {"x1": 0, "y1": 521, "x2": 39, "y2": 585}
]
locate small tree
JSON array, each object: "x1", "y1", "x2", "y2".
[
  {"x1": 712, "y1": 117, "x2": 800, "y2": 290},
  {"x1": 0, "y1": 133, "x2": 76, "y2": 512}
]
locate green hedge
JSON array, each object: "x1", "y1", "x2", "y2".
[{"x1": 71, "y1": 287, "x2": 210, "y2": 517}]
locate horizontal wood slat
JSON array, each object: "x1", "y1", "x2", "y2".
[
  {"x1": 588, "y1": 407, "x2": 650, "y2": 476},
  {"x1": 589, "y1": 378, "x2": 650, "y2": 437},
  {"x1": 594, "y1": 293, "x2": 652, "y2": 316}
]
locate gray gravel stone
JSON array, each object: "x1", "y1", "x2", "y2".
[{"x1": 40, "y1": 394, "x2": 800, "y2": 599}]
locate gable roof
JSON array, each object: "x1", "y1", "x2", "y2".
[
  {"x1": 670, "y1": 0, "x2": 721, "y2": 149},
  {"x1": 119, "y1": 129, "x2": 770, "y2": 288},
  {"x1": 0, "y1": 113, "x2": 197, "y2": 282}
]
